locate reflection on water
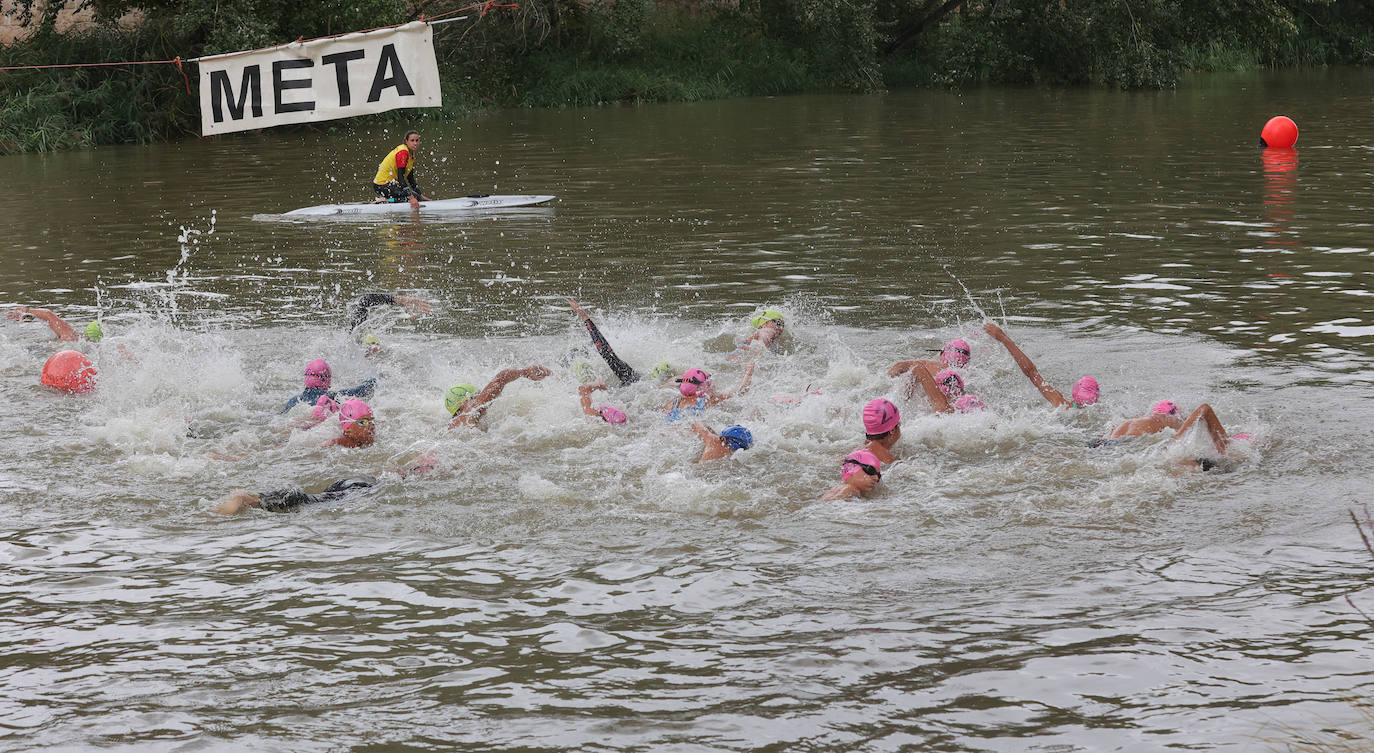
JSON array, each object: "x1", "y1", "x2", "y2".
[{"x1": 2, "y1": 67, "x2": 1374, "y2": 751}]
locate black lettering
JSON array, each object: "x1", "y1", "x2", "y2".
[
  {"x1": 273, "y1": 59, "x2": 315, "y2": 114},
  {"x1": 367, "y1": 44, "x2": 414, "y2": 103},
  {"x1": 209, "y1": 66, "x2": 263, "y2": 123},
  {"x1": 321, "y1": 49, "x2": 366, "y2": 107}
]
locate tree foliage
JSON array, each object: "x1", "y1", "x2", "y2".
[{"x1": 1, "y1": 0, "x2": 1371, "y2": 152}]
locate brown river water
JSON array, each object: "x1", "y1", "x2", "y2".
[{"x1": 1, "y1": 67, "x2": 1373, "y2": 751}]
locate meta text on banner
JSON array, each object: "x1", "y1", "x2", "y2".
[{"x1": 197, "y1": 22, "x2": 441, "y2": 136}]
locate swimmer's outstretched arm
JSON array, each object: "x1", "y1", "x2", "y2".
[
  {"x1": 889, "y1": 359, "x2": 940, "y2": 400},
  {"x1": 579, "y1": 379, "x2": 608, "y2": 417},
  {"x1": 691, "y1": 421, "x2": 732, "y2": 462},
  {"x1": 213, "y1": 490, "x2": 262, "y2": 515},
  {"x1": 8, "y1": 306, "x2": 79, "y2": 341},
  {"x1": 1172, "y1": 403, "x2": 1230, "y2": 454},
  {"x1": 983, "y1": 322, "x2": 1069, "y2": 408},
  {"x1": 706, "y1": 362, "x2": 756, "y2": 408},
  {"x1": 344, "y1": 293, "x2": 432, "y2": 331},
  {"x1": 337, "y1": 377, "x2": 379, "y2": 399},
  {"x1": 914, "y1": 368, "x2": 954, "y2": 413},
  {"x1": 452, "y1": 365, "x2": 552, "y2": 427},
  {"x1": 569, "y1": 299, "x2": 640, "y2": 386},
  {"x1": 727, "y1": 323, "x2": 782, "y2": 361}
]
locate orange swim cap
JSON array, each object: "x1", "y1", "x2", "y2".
[{"x1": 41, "y1": 350, "x2": 97, "y2": 393}]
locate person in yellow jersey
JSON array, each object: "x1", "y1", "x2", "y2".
[{"x1": 372, "y1": 130, "x2": 432, "y2": 209}]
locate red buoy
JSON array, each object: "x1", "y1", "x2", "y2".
[
  {"x1": 41, "y1": 350, "x2": 97, "y2": 393},
  {"x1": 1260, "y1": 116, "x2": 1298, "y2": 148}
]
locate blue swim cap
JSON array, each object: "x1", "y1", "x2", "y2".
[{"x1": 719, "y1": 425, "x2": 753, "y2": 452}]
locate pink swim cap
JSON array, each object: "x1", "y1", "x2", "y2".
[
  {"x1": 304, "y1": 358, "x2": 332, "y2": 389},
  {"x1": 598, "y1": 405, "x2": 627, "y2": 424},
  {"x1": 934, "y1": 369, "x2": 965, "y2": 398},
  {"x1": 338, "y1": 398, "x2": 373, "y2": 430},
  {"x1": 941, "y1": 338, "x2": 971, "y2": 367},
  {"x1": 1072, "y1": 376, "x2": 1100, "y2": 406},
  {"x1": 954, "y1": 394, "x2": 986, "y2": 413},
  {"x1": 677, "y1": 368, "x2": 711, "y2": 397},
  {"x1": 841, "y1": 449, "x2": 882, "y2": 481},
  {"x1": 312, "y1": 394, "x2": 340, "y2": 420},
  {"x1": 1152, "y1": 400, "x2": 1181, "y2": 416},
  {"x1": 862, "y1": 398, "x2": 901, "y2": 435}
]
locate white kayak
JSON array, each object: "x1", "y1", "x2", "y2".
[{"x1": 283, "y1": 194, "x2": 555, "y2": 216}]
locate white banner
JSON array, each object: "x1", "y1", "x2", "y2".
[{"x1": 197, "y1": 22, "x2": 441, "y2": 136}]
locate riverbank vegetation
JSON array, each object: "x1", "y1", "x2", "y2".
[{"x1": 2, "y1": 0, "x2": 1372, "y2": 153}]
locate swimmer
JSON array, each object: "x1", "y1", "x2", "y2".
[
  {"x1": 447, "y1": 365, "x2": 552, "y2": 428},
  {"x1": 344, "y1": 292, "x2": 431, "y2": 332},
  {"x1": 214, "y1": 476, "x2": 378, "y2": 515},
  {"x1": 664, "y1": 362, "x2": 756, "y2": 420},
  {"x1": 983, "y1": 322, "x2": 1098, "y2": 409},
  {"x1": 1093, "y1": 399, "x2": 1184, "y2": 445},
  {"x1": 578, "y1": 379, "x2": 627, "y2": 424},
  {"x1": 861, "y1": 398, "x2": 902, "y2": 465},
  {"x1": 324, "y1": 398, "x2": 376, "y2": 448},
  {"x1": 727, "y1": 308, "x2": 786, "y2": 360},
  {"x1": 1170, "y1": 403, "x2": 1235, "y2": 454},
  {"x1": 692, "y1": 423, "x2": 754, "y2": 461},
  {"x1": 888, "y1": 337, "x2": 971, "y2": 400},
  {"x1": 821, "y1": 449, "x2": 882, "y2": 501},
  {"x1": 568, "y1": 298, "x2": 644, "y2": 387},
  {"x1": 8, "y1": 306, "x2": 98, "y2": 342},
  {"x1": 280, "y1": 358, "x2": 378, "y2": 414}
]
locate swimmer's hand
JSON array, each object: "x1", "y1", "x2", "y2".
[
  {"x1": 395, "y1": 295, "x2": 431, "y2": 317},
  {"x1": 983, "y1": 322, "x2": 1008, "y2": 340},
  {"x1": 568, "y1": 299, "x2": 590, "y2": 322},
  {"x1": 7, "y1": 306, "x2": 29, "y2": 321},
  {"x1": 887, "y1": 361, "x2": 916, "y2": 378},
  {"x1": 737, "y1": 361, "x2": 756, "y2": 394},
  {"x1": 522, "y1": 365, "x2": 552, "y2": 381}
]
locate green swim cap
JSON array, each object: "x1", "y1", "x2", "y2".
[
  {"x1": 572, "y1": 361, "x2": 595, "y2": 384},
  {"x1": 84, "y1": 321, "x2": 103, "y2": 342},
  {"x1": 362, "y1": 333, "x2": 380, "y2": 346},
  {"x1": 750, "y1": 309, "x2": 784, "y2": 329},
  {"x1": 445, "y1": 383, "x2": 477, "y2": 415},
  {"x1": 649, "y1": 360, "x2": 674, "y2": 380}
]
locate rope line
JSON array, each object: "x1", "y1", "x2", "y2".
[{"x1": 0, "y1": 2, "x2": 515, "y2": 83}]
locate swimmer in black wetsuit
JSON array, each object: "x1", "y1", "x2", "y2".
[
  {"x1": 568, "y1": 299, "x2": 643, "y2": 387},
  {"x1": 280, "y1": 358, "x2": 377, "y2": 414},
  {"x1": 213, "y1": 476, "x2": 378, "y2": 515},
  {"x1": 344, "y1": 293, "x2": 431, "y2": 332}
]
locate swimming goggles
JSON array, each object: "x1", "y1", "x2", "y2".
[{"x1": 843, "y1": 459, "x2": 881, "y2": 481}]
